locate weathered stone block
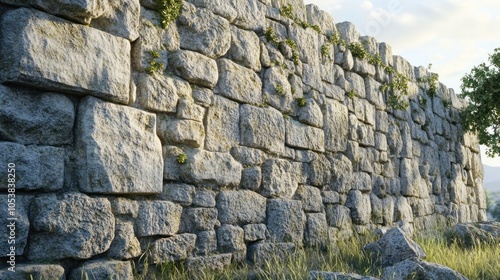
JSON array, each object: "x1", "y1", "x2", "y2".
[
  {"x1": 180, "y1": 149, "x2": 242, "y2": 188},
  {"x1": 180, "y1": 207, "x2": 218, "y2": 232},
  {"x1": 308, "y1": 155, "x2": 332, "y2": 187},
  {"x1": 147, "y1": 234, "x2": 197, "y2": 263},
  {"x1": 304, "y1": 213, "x2": 328, "y2": 248},
  {"x1": 169, "y1": 50, "x2": 218, "y2": 88},
  {"x1": 0, "y1": 143, "x2": 64, "y2": 191},
  {"x1": 217, "y1": 225, "x2": 246, "y2": 262},
  {"x1": 285, "y1": 119, "x2": 325, "y2": 152},
  {"x1": 109, "y1": 197, "x2": 139, "y2": 218},
  {"x1": 107, "y1": 221, "x2": 141, "y2": 260},
  {"x1": 161, "y1": 119, "x2": 205, "y2": 148},
  {"x1": 0, "y1": 264, "x2": 65, "y2": 280},
  {"x1": 346, "y1": 190, "x2": 371, "y2": 225},
  {"x1": 0, "y1": 0, "x2": 107, "y2": 24},
  {"x1": 177, "y1": 2, "x2": 231, "y2": 58},
  {"x1": 177, "y1": 98, "x2": 205, "y2": 122},
  {"x1": 0, "y1": 85, "x2": 74, "y2": 145},
  {"x1": 205, "y1": 95, "x2": 240, "y2": 152},
  {"x1": 240, "y1": 166, "x2": 262, "y2": 191},
  {"x1": 90, "y1": 0, "x2": 140, "y2": 41},
  {"x1": 217, "y1": 190, "x2": 267, "y2": 224},
  {"x1": 261, "y1": 159, "x2": 299, "y2": 198},
  {"x1": 215, "y1": 58, "x2": 262, "y2": 105},
  {"x1": 243, "y1": 224, "x2": 267, "y2": 242},
  {"x1": 193, "y1": 189, "x2": 216, "y2": 208},
  {"x1": 69, "y1": 260, "x2": 133, "y2": 280},
  {"x1": 227, "y1": 26, "x2": 261, "y2": 71},
  {"x1": 136, "y1": 73, "x2": 189, "y2": 113},
  {"x1": 266, "y1": 199, "x2": 304, "y2": 244},
  {"x1": 0, "y1": 195, "x2": 31, "y2": 256},
  {"x1": 293, "y1": 185, "x2": 323, "y2": 213},
  {"x1": 76, "y1": 97, "x2": 163, "y2": 194},
  {"x1": 136, "y1": 201, "x2": 182, "y2": 237},
  {"x1": 196, "y1": 230, "x2": 217, "y2": 256},
  {"x1": 326, "y1": 205, "x2": 352, "y2": 229},
  {"x1": 240, "y1": 105, "x2": 285, "y2": 155},
  {"x1": 324, "y1": 100, "x2": 349, "y2": 152},
  {"x1": 230, "y1": 146, "x2": 268, "y2": 166},
  {"x1": 0, "y1": 8, "x2": 130, "y2": 103},
  {"x1": 231, "y1": 0, "x2": 266, "y2": 31},
  {"x1": 187, "y1": 0, "x2": 237, "y2": 21},
  {"x1": 298, "y1": 98, "x2": 323, "y2": 128},
  {"x1": 28, "y1": 193, "x2": 115, "y2": 260},
  {"x1": 162, "y1": 184, "x2": 195, "y2": 206}
]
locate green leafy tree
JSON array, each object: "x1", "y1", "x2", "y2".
[{"x1": 461, "y1": 48, "x2": 500, "y2": 157}]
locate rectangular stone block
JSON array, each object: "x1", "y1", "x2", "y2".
[
  {"x1": 240, "y1": 104, "x2": 285, "y2": 155},
  {"x1": 217, "y1": 190, "x2": 266, "y2": 224},
  {"x1": 0, "y1": 8, "x2": 130, "y2": 104},
  {"x1": 76, "y1": 96, "x2": 163, "y2": 194},
  {"x1": 215, "y1": 58, "x2": 262, "y2": 105},
  {"x1": 136, "y1": 201, "x2": 183, "y2": 237},
  {"x1": 324, "y1": 100, "x2": 349, "y2": 152},
  {"x1": 0, "y1": 142, "x2": 64, "y2": 191},
  {"x1": 205, "y1": 95, "x2": 240, "y2": 152},
  {"x1": 0, "y1": 85, "x2": 74, "y2": 146},
  {"x1": 285, "y1": 119, "x2": 325, "y2": 152}
]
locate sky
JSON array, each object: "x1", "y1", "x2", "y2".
[{"x1": 306, "y1": 0, "x2": 500, "y2": 167}]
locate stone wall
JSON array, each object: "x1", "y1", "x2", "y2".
[{"x1": 0, "y1": 0, "x2": 486, "y2": 278}]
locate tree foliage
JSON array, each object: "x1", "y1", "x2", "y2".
[{"x1": 461, "y1": 48, "x2": 500, "y2": 157}]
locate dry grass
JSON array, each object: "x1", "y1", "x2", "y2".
[{"x1": 134, "y1": 229, "x2": 499, "y2": 280}]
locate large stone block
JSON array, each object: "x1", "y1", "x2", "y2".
[
  {"x1": 231, "y1": 0, "x2": 266, "y2": 31},
  {"x1": 185, "y1": 254, "x2": 232, "y2": 272},
  {"x1": 160, "y1": 119, "x2": 205, "y2": 148},
  {"x1": 107, "y1": 221, "x2": 141, "y2": 260},
  {"x1": 0, "y1": 264, "x2": 65, "y2": 280},
  {"x1": 0, "y1": 143, "x2": 64, "y2": 191},
  {"x1": 76, "y1": 97, "x2": 163, "y2": 194},
  {"x1": 240, "y1": 105, "x2": 285, "y2": 155},
  {"x1": 261, "y1": 159, "x2": 299, "y2": 199},
  {"x1": 304, "y1": 213, "x2": 328, "y2": 248},
  {"x1": 187, "y1": 0, "x2": 238, "y2": 21},
  {"x1": 0, "y1": 195, "x2": 31, "y2": 256},
  {"x1": 0, "y1": 8, "x2": 130, "y2": 103},
  {"x1": 0, "y1": 85, "x2": 74, "y2": 145},
  {"x1": 169, "y1": 50, "x2": 218, "y2": 88},
  {"x1": 147, "y1": 234, "x2": 197, "y2": 263},
  {"x1": 205, "y1": 95, "x2": 240, "y2": 152},
  {"x1": 69, "y1": 260, "x2": 133, "y2": 280},
  {"x1": 28, "y1": 193, "x2": 115, "y2": 260},
  {"x1": 215, "y1": 58, "x2": 262, "y2": 105},
  {"x1": 266, "y1": 199, "x2": 304, "y2": 244},
  {"x1": 136, "y1": 201, "x2": 182, "y2": 237},
  {"x1": 180, "y1": 207, "x2": 218, "y2": 232},
  {"x1": 90, "y1": 0, "x2": 139, "y2": 41},
  {"x1": 196, "y1": 230, "x2": 217, "y2": 256},
  {"x1": 216, "y1": 225, "x2": 246, "y2": 263},
  {"x1": 180, "y1": 149, "x2": 242, "y2": 188},
  {"x1": 324, "y1": 100, "x2": 349, "y2": 152},
  {"x1": 217, "y1": 190, "x2": 267, "y2": 225},
  {"x1": 177, "y1": 2, "x2": 231, "y2": 58},
  {"x1": 345, "y1": 190, "x2": 372, "y2": 225},
  {"x1": 326, "y1": 205, "x2": 352, "y2": 229},
  {"x1": 136, "y1": 73, "x2": 191, "y2": 113},
  {"x1": 0, "y1": 0, "x2": 107, "y2": 24},
  {"x1": 285, "y1": 119, "x2": 325, "y2": 152},
  {"x1": 293, "y1": 185, "x2": 323, "y2": 213},
  {"x1": 227, "y1": 26, "x2": 261, "y2": 71}
]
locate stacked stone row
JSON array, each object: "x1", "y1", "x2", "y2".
[{"x1": 0, "y1": 0, "x2": 486, "y2": 278}]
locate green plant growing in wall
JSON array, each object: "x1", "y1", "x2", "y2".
[
  {"x1": 279, "y1": 4, "x2": 294, "y2": 19},
  {"x1": 296, "y1": 97, "x2": 307, "y2": 107},
  {"x1": 155, "y1": 0, "x2": 183, "y2": 29},
  {"x1": 146, "y1": 50, "x2": 164, "y2": 75},
  {"x1": 312, "y1": 25, "x2": 321, "y2": 34},
  {"x1": 265, "y1": 27, "x2": 280, "y2": 46},
  {"x1": 275, "y1": 83, "x2": 285, "y2": 96},
  {"x1": 347, "y1": 89, "x2": 356, "y2": 99},
  {"x1": 177, "y1": 153, "x2": 187, "y2": 164},
  {"x1": 348, "y1": 42, "x2": 368, "y2": 60},
  {"x1": 321, "y1": 44, "x2": 331, "y2": 59}
]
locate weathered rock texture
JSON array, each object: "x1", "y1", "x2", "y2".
[{"x1": 0, "y1": 0, "x2": 486, "y2": 277}]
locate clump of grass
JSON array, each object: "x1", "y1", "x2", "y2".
[{"x1": 415, "y1": 229, "x2": 500, "y2": 280}]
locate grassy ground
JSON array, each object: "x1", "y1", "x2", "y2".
[{"x1": 134, "y1": 229, "x2": 500, "y2": 280}]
